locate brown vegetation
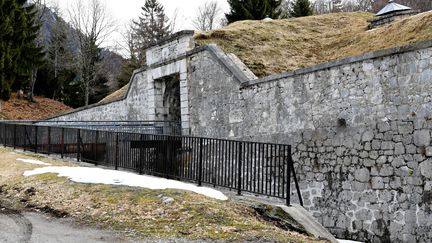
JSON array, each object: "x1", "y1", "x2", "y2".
[
  {"x1": 98, "y1": 84, "x2": 129, "y2": 104},
  {"x1": 195, "y1": 11, "x2": 432, "y2": 77},
  {"x1": 0, "y1": 93, "x2": 71, "y2": 120}
]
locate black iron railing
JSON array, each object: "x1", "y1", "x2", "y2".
[
  {"x1": 0, "y1": 120, "x2": 182, "y2": 136},
  {"x1": 0, "y1": 122, "x2": 303, "y2": 206}
]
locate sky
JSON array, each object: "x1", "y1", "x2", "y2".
[{"x1": 48, "y1": 0, "x2": 230, "y2": 54}]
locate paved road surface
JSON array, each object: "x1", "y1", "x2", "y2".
[{"x1": 0, "y1": 207, "x2": 133, "y2": 243}]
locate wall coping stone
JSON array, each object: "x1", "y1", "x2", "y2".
[{"x1": 143, "y1": 30, "x2": 194, "y2": 51}]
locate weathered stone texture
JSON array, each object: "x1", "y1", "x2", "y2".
[
  {"x1": 188, "y1": 46, "x2": 432, "y2": 242},
  {"x1": 47, "y1": 32, "x2": 432, "y2": 242}
]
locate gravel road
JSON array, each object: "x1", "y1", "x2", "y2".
[{"x1": 0, "y1": 207, "x2": 133, "y2": 243}]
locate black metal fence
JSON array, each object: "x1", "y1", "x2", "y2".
[{"x1": 0, "y1": 122, "x2": 303, "y2": 206}]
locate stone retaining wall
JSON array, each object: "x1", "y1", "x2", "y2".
[
  {"x1": 188, "y1": 42, "x2": 432, "y2": 242},
  {"x1": 47, "y1": 30, "x2": 432, "y2": 242}
]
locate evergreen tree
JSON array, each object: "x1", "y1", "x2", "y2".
[
  {"x1": 132, "y1": 0, "x2": 171, "y2": 65},
  {"x1": 0, "y1": 0, "x2": 45, "y2": 101},
  {"x1": 225, "y1": 0, "x2": 283, "y2": 24},
  {"x1": 290, "y1": 0, "x2": 313, "y2": 17}
]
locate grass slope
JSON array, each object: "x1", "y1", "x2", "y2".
[
  {"x1": 195, "y1": 11, "x2": 432, "y2": 77},
  {"x1": 0, "y1": 93, "x2": 71, "y2": 120},
  {"x1": 0, "y1": 147, "x2": 323, "y2": 242}
]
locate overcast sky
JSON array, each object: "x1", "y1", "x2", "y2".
[{"x1": 48, "y1": 0, "x2": 230, "y2": 53}]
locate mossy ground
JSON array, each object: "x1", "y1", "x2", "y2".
[{"x1": 0, "y1": 147, "x2": 324, "y2": 242}]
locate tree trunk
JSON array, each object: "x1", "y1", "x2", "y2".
[
  {"x1": 29, "y1": 68, "x2": 38, "y2": 102},
  {"x1": 85, "y1": 78, "x2": 89, "y2": 106}
]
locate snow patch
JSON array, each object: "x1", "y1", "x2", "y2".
[
  {"x1": 23, "y1": 166, "x2": 228, "y2": 200},
  {"x1": 337, "y1": 240, "x2": 364, "y2": 243},
  {"x1": 17, "y1": 158, "x2": 51, "y2": 166}
]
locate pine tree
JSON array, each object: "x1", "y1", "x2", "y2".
[
  {"x1": 225, "y1": 0, "x2": 283, "y2": 24},
  {"x1": 0, "y1": 0, "x2": 45, "y2": 101},
  {"x1": 290, "y1": 0, "x2": 313, "y2": 17},
  {"x1": 0, "y1": 0, "x2": 15, "y2": 100},
  {"x1": 132, "y1": 0, "x2": 171, "y2": 65}
]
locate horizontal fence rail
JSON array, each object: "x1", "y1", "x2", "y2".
[
  {"x1": 0, "y1": 122, "x2": 303, "y2": 206},
  {"x1": 0, "y1": 120, "x2": 182, "y2": 135}
]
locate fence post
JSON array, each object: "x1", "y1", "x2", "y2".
[
  {"x1": 139, "y1": 134, "x2": 144, "y2": 174},
  {"x1": 77, "y1": 129, "x2": 81, "y2": 162},
  {"x1": 286, "y1": 145, "x2": 291, "y2": 206},
  {"x1": 61, "y1": 128, "x2": 64, "y2": 159},
  {"x1": 115, "y1": 132, "x2": 119, "y2": 170},
  {"x1": 1, "y1": 124, "x2": 3, "y2": 147},
  {"x1": 13, "y1": 124, "x2": 16, "y2": 149},
  {"x1": 34, "y1": 126, "x2": 38, "y2": 153},
  {"x1": 94, "y1": 130, "x2": 98, "y2": 165},
  {"x1": 0, "y1": 123, "x2": 6, "y2": 147},
  {"x1": 47, "y1": 127, "x2": 51, "y2": 155},
  {"x1": 291, "y1": 153, "x2": 304, "y2": 207},
  {"x1": 198, "y1": 138, "x2": 203, "y2": 186},
  {"x1": 237, "y1": 142, "x2": 243, "y2": 195}
]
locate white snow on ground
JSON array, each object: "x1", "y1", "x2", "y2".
[
  {"x1": 337, "y1": 240, "x2": 364, "y2": 243},
  {"x1": 17, "y1": 158, "x2": 51, "y2": 166},
  {"x1": 23, "y1": 166, "x2": 228, "y2": 200}
]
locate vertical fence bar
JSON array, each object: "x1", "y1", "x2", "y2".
[
  {"x1": 94, "y1": 130, "x2": 99, "y2": 165},
  {"x1": 47, "y1": 127, "x2": 51, "y2": 155},
  {"x1": 164, "y1": 136, "x2": 168, "y2": 179},
  {"x1": 237, "y1": 142, "x2": 243, "y2": 195},
  {"x1": 290, "y1": 152, "x2": 303, "y2": 207},
  {"x1": 2, "y1": 123, "x2": 4, "y2": 146},
  {"x1": 13, "y1": 124, "x2": 16, "y2": 149},
  {"x1": 34, "y1": 126, "x2": 38, "y2": 153},
  {"x1": 198, "y1": 137, "x2": 203, "y2": 186},
  {"x1": 77, "y1": 129, "x2": 81, "y2": 162},
  {"x1": 115, "y1": 132, "x2": 119, "y2": 170},
  {"x1": 61, "y1": 128, "x2": 64, "y2": 158},
  {"x1": 286, "y1": 145, "x2": 292, "y2": 206}
]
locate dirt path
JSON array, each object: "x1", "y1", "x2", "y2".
[{"x1": 0, "y1": 205, "x2": 133, "y2": 243}]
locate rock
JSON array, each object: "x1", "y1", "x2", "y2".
[
  {"x1": 158, "y1": 194, "x2": 175, "y2": 205},
  {"x1": 381, "y1": 141, "x2": 394, "y2": 150},
  {"x1": 378, "y1": 122, "x2": 391, "y2": 132},
  {"x1": 426, "y1": 147, "x2": 432, "y2": 157},
  {"x1": 362, "y1": 131, "x2": 374, "y2": 142},
  {"x1": 394, "y1": 143, "x2": 405, "y2": 155},
  {"x1": 355, "y1": 168, "x2": 370, "y2": 182},
  {"x1": 414, "y1": 130, "x2": 430, "y2": 147},
  {"x1": 420, "y1": 160, "x2": 432, "y2": 179},
  {"x1": 371, "y1": 177, "x2": 385, "y2": 189}
]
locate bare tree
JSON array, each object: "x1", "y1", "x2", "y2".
[
  {"x1": 193, "y1": 1, "x2": 223, "y2": 31},
  {"x1": 68, "y1": 0, "x2": 116, "y2": 106},
  {"x1": 279, "y1": 0, "x2": 292, "y2": 17},
  {"x1": 28, "y1": 0, "x2": 49, "y2": 102}
]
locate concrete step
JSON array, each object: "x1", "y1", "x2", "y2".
[{"x1": 278, "y1": 204, "x2": 338, "y2": 243}]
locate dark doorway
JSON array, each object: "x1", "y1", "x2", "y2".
[{"x1": 154, "y1": 73, "x2": 181, "y2": 122}]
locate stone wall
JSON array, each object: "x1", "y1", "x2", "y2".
[
  {"x1": 46, "y1": 29, "x2": 432, "y2": 241},
  {"x1": 187, "y1": 42, "x2": 432, "y2": 242},
  {"x1": 49, "y1": 31, "x2": 193, "y2": 134}
]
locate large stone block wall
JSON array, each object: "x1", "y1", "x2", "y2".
[
  {"x1": 50, "y1": 70, "x2": 151, "y2": 121},
  {"x1": 189, "y1": 47, "x2": 432, "y2": 138},
  {"x1": 187, "y1": 45, "x2": 432, "y2": 242}
]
